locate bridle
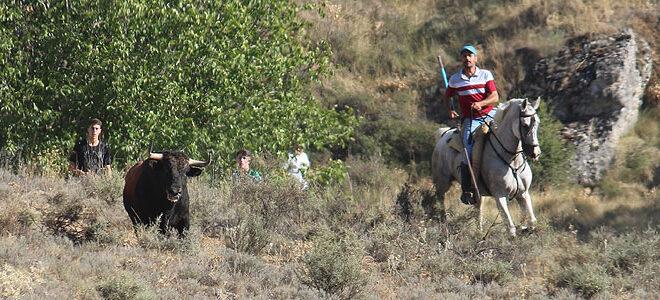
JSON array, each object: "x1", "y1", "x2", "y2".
[
  {"x1": 480, "y1": 108, "x2": 539, "y2": 160},
  {"x1": 518, "y1": 110, "x2": 539, "y2": 160},
  {"x1": 467, "y1": 101, "x2": 540, "y2": 198}
]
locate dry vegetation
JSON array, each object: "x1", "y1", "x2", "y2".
[
  {"x1": 1, "y1": 148, "x2": 658, "y2": 299},
  {"x1": 2, "y1": 0, "x2": 660, "y2": 298}
]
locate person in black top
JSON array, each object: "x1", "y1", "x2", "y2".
[{"x1": 68, "y1": 118, "x2": 112, "y2": 176}]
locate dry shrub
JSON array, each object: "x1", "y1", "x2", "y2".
[
  {"x1": 230, "y1": 179, "x2": 307, "y2": 232},
  {"x1": 187, "y1": 180, "x2": 229, "y2": 237},
  {"x1": 644, "y1": 79, "x2": 660, "y2": 108},
  {"x1": 367, "y1": 220, "x2": 415, "y2": 264},
  {"x1": 43, "y1": 191, "x2": 110, "y2": 244},
  {"x1": 224, "y1": 203, "x2": 270, "y2": 255},
  {"x1": 223, "y1": 249, "x2": 264, "y2": 278},
  {"x1": 80, "y1": 174, "x2": 124, "y2": 205},
  {"x1": 553, "y1": 263, "x2": 611, "y2": 298},
  {"x1": 299, "y1": 227, "x2": 367, "y2": 300},
  {"x1": 466, "y1": 259, "x2": 514, "y2": 285},
  {"x1": 609, "y1": 135, "x2": 660, "y2": 186},
  {"x1": 394, "y1": 183, "x2": 433, "y2": 223},
  {"x1": 135, "y1": 222, "x2": 201, "y2": 253},
  {"x1": 96, "y1": 273, "x2": 153, "y2": 300},
  {"x1": 0, "y1": 263, "x2": 46, "y2": 298},
  {"x1": 0, "y1": 200, "x2": 40, "y2": 236},
  {"x1": 592, "y1": 227, "x2": 660, "y2": 276}
]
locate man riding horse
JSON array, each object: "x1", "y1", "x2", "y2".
[{"x1": 442, "y1": 45, "x2": 499, "y2": 205}]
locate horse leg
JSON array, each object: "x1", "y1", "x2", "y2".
[
  {"x1": 494, "y1": 196, "x2": 517, "y2": 237},
  {"x1": 516, "y1": 191, "x2": 537, "y2": 231},
  {"x1": 476, "y1": 196, "x2": 484, "y2": 233},
  {"x1": 434, "y1": 185, "x2": 448, "y2": 222}
]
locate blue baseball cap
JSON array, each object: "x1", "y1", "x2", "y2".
[{"x1": 460, "y1": 45, "x2": 477, "y2": 55}]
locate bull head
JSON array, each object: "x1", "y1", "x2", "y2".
[
  {"x1": 149, "y1": 151, "x2": 210, "y2": 202},
  {"x1": 149, "y1": 152, "x2": 210, "y2": 168}
]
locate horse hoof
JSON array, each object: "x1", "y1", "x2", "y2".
[
  {"x1": 460, "y1": 193, "x2": 476, "y2": 205},
  {"x1": 520, "y1": 227, "x2": 537, "y2": 235},
  {"x1": 508, "y1": 228, "x2": 517, "y2": 237}
]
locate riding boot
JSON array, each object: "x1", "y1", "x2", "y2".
[{"x1": 460, "y1": 163, "x2": 476, "y2": 205}]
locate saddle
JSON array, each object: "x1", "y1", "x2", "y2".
[{"x1": 446, "y1": 122, "x2": 491, "y2": 182}]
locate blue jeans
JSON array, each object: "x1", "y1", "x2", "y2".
[{"x1": 461, "y1": 111, "x2": 494, "y2": 164}]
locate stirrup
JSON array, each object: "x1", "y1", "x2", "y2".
[{"x1": 461, "y1": 191, "x2": 476, "y2": 205}]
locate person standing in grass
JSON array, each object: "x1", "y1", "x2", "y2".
[
  {"x1": 68, "y1": 118, "x2": 112, "y2": 176},
  {"x1": 442, "y1": 45, "x2": 499, "y2": 205},
  {"x1": 233, "y1": 149, "x2": 262, "y2": 182},
  {"x1": 282, "y1": 143, "x2": 311, "y2": 189}
]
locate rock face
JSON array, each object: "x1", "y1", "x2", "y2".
[{"x1": 523, "y1": 29, "x2": 652, "y2": 186}]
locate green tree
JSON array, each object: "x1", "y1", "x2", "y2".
[
  {"x1": 0, "y1": 0, "x2": 355, "y2": 172},
  {"x1": 532, "y1": 100, "x2": 575, "y2": 190}
]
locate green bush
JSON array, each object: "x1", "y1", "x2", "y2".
[
  {"x1": 353, "y1": 118, "x2": 437, "y2": 179},
  {"x1": 312, "y1": 158, "x2": 348, "y2": 187},
  {"x1": 532, "y1": 100, "x2": 575, "y2": 190},
  {"x1": 0, "y1": 0, "x2": 355, "y2": 173}
]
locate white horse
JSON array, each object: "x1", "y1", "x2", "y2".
[{"x1": 431, "y1": 98, "x2": 541, "y2": 236}]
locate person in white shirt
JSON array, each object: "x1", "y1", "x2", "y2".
[{"x1": 283, "y1": 144, "x2": 311, "y2": 189}]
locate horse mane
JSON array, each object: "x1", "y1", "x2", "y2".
[{"x1": 493, "y1": 98, "x2": 526, "y2": 125}]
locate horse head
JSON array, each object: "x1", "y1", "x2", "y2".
[{"x1": 517, "y1": 98, "x2": 542, "y2": 162}]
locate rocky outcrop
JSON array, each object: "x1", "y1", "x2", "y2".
[{"x1": 523, "y1": 29, "x2": 653, "y2": 186}]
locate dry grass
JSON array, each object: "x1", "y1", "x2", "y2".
[
  {"x1": 1, "y1": 0, "x2": 659, "y2": 298},
  {"x1": 1, "y1": 154, "x2": 659, "y2": 299}
]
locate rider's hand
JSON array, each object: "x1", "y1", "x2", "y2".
[
  {"x1": 471, "y1": 102, "x2": 483, "y2": 111},
  {"x1": 449, "y1": 110, "x2": 459, "y2": 119}
]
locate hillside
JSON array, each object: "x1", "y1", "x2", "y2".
[{"x1": 305, "y1": 0, "x2": 659, "y2": 177}]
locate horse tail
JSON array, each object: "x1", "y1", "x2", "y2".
[{"x1": 434, "y1": 127, "x2": 452, "y2": 143}]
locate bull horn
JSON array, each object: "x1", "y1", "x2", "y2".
[
  {"x1": 149, "y1": 153, "x2": 163, "y2": 160},
  {"x1": 188, "y1": 158, "x2": 210, "y2": 167}
]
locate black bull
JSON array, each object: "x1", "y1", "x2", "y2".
[{"x1": 123, "y1": 151, "x2": 209, "y2": 235}]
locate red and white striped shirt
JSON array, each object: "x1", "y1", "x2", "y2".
[{"x1": 445, "y1": 67, "x2": 497, "y2": 119}]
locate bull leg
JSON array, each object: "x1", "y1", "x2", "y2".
[
  {"x1": 494, "y1": 196, "x2": 516, "y2": 237},
  {"x1": 123, "y1": 202, "x2": 140, "y2": 226},
  {"x1": 124, "y1": 205, "x2": 144, "y2": 235},
  {"x1": 159, "y1": 218, "x2": 168, "y2": 234},
  {"x1": 174, "y1": 217, "x2": 189, "y2": 237},
  {"x1": 516, "y1": 191, "x2": 537, "y2": 231},
  {"x1": 158, "y1": 213, "x2": 173, "y2": 235}
]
